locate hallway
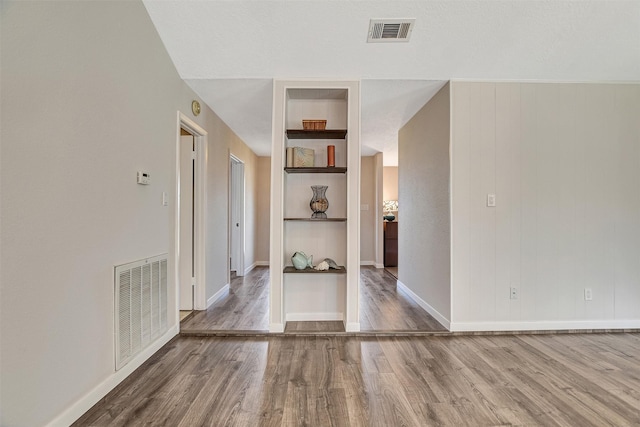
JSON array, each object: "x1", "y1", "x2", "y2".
[{"x1": 180, "y1": 266, "x2": 446, "y2": 334}]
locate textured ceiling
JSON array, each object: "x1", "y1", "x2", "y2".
[{"x1": 144, "y1": 0, "x2": 640, "y2": 164}]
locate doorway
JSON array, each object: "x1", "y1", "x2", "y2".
[
  {"x1": 179, "y1": 128, "x2": 195, "y2": 318},
  {"x1": 229, "y1": 155, "x2": 245, "y2": 277},
  {"x1": 175, "y1": 112, "x2": 208, "y2": 326}
]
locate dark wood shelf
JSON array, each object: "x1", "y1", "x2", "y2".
[
  {"x1": 285, "y1": 167, "x2": 347, "y2": 174},
  {"x1": 286, "y1": 129, "x2": 347, "y2": 139},
  {"x1": 284, "y1": 218, "x2": 347, "y2": 222},
  {"x1": 283, "y1": 266, "x2": 347, "y2": 274}
]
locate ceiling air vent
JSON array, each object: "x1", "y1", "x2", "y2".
[{"x1": 368, "y1": 19, "x2": 415, "y2": 43}]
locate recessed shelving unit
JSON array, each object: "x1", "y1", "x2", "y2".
[{"x1": 270, "y1": 81, "x2": 360, "y2": 333}]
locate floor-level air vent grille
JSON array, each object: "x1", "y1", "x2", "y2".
[
  {"x1": 368, "y1": 19, "x2": 415, "y2": 43},
  {"x1": 115, "y1": 254, "x2": 168, "y2": 370}
]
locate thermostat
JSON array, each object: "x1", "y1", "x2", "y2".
[{"x1": 137, "y1": 171, "x2": 150, "y2": 185}]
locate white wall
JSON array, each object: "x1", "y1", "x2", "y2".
[
  {"x1": 450, "y1": 82, "x2": 640, "y2": 330},
  {"x1": 0, "y1": 1, "x2": 256, "y2": 425},
  {"x1": 360, "y1": 156, "x2": 376, "y2": 264},
  {"x1": 398, "y1": 83, "x2": 452, "y2": 326},
  {"x1": 230, "y1": 136, "x2": 260, "y2": 274}
]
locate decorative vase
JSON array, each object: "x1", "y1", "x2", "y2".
[
  {"x1": 310, "y1": 185, "x2": 329, "y2": 219},
  {"x1": 292, "y1": 251, "x2": 313, "y2": 270}
]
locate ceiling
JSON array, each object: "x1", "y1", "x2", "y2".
[{"x1": 144, "y1": 0, "x2": 640, "y2": 165}]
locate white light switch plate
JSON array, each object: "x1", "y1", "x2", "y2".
[
  {"x1": 361, "y1": 204, "x2": 369, "y2": 211},
  {"x1": 487, "y1": 194, "x2": 496, "y2": 207}
]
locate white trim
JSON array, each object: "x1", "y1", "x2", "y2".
[
  {"x1": 46, "y1": 325, "x2": 179, "y2": 427},
  {"x1": 229, "y1": 154, "x2": 245, "y2": 277},
  {"x1": 244, "y1": 262, "x2": 257, "y2": 275},
  {"x1": 243, "y1": 261, "x2": 268, "y2": 274},
  {"x1": 397, "y1": 280, "x2": 451, "y2": 330},
  {"x1": 450, "y1": 319, "x2": 640, "y2": 332},
  {"x1": 270, "y1": 323, "x2": 285, "y2": 333},
  {"x1": 286, "y1": 312, "x2": 344, "y2": 322},
  {"x1": 360, "y1": 260, "x2": 375, "y2": 266},
  {"x1": 449, "y1": 78, "x2": 640, "y2": 84},
  {"x1": 176, "y1": 112, "x2": 208, "y2": 312},
  {"x1": 206, "y1": 283, "x2": 230, "y2": 308},
  {"x1": 375, "y1": 263, "x2": 384, "y2": 269},
  {"x1": 345, "y1": 322, "x2": 361, "y2": 332}
]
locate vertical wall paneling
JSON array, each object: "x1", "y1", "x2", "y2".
[{"x1": 450, "y1": 82, "x2": 640, "y2": 330}]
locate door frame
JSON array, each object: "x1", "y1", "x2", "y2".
[
  {"x1": 175, "y1": 112, "x2": 207, "y2": 312},
  {"x1": 229, "y1": 153, "x2": 245, "y2": 277}
]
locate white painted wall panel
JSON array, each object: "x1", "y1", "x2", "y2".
[{"x1": 451, "y1": 82, "x2": 640, "y2": 329}]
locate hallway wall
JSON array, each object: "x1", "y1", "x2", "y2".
[
  {"x1": 398, "y1": 83, "x2": 452, "y2": 325},
  {"x1": 0, "y1": 1, "x2": 256, "y2": 425}
]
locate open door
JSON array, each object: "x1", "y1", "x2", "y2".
[
  {"x1": 229, "y1": 156, "x2": 245, "y2": 277},
  {"x1": 179, "y1": 132, "x2": 194, "y2": 310}
]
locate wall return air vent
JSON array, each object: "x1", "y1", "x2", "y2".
[{"x1": 368, "y1": 19, "x2": 415, "y2": 43}]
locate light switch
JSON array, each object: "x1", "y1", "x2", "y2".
[
  {"x1": 361, "y1": 204, "x2": 369, "y2": 211},
  {"x1": 162, "y1": 192, "x2": 168, "y2": 206},
  {"x1": 487, "y1": 194, "x2": 496, "y2": 207}
]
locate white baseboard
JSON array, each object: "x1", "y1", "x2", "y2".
[
  {"x1": 396, "y1": 280, "x2": 451, "y2": 330},
  {"x1": 46, "y1": 324, "x2": 179, "y2": 427},
  {"x1": 450, "y1": 319, "x2": 640, "y2": 332},
  {"x1": 345, "y1": 322, "x2": 361, "y2": 332},
  {"x1": 207, "y1": 283, "x2": 229, "y2": 308},
  {"x1": 286, "y1": 312, "x2": 344, "y2": 322},
  {"x1": 244, "y1": 262, "x2": 257, "y2": 275},
  {"x1": 375, "y1": 263, "x2": 384, "y2": 269},
  {"x1": 270, "y1": 323, "x2": 284, "y2": 333},
  {"x1": 360, "y1": 261, "x2": 375, "y2": 266}
]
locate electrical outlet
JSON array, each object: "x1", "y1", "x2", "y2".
[
  {"x1": 584, "y1": 288, "x2": 593, "y2": 301},
  {"x1": 510, "y1": 287, "x2": 518, "y2": 300}
]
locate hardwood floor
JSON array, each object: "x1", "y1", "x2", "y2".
[
  {"x1": 181, "y1": 267, "x2": 270, "y2": 332},
  {"x1": 181, "y1": 266, "x2": 446, "y2": 333},
  {"x1": 74, "y1": 332, "x2": 640, "y2": 426},
  {"x1": 360, "y1": 267, "x2": 446, "y2": 331}
]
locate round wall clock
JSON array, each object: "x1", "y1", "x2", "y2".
[{"x1": 191, "y1": 100, "x2": 201, "y2": 116}]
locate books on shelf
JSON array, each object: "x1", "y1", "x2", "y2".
[{"x1": 287, "y1": 147, "x2": 314, "y2": 168}]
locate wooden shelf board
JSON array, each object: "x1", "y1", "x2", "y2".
[
  {"x1": 286, "y1": 129, "x2": 347, "y2": 139},
  {"x1": 283, "y1": 266, "x2": 347, "y2": 274},
  {"x1": 285, "y1": 167, "x2": 347, "y2": 174},
  {"x1": 284, "y1": 218, "x2": 347, "y2": 222}
]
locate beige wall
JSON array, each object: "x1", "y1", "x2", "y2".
[
  {"x1": 0, "y1": 1, "x2": 257, "y2": 425},
  {"x1": 450, "y1": 82, "x2": 640, "y2": 329},
  {"x1": 383, "y1": 166, "x2": 398, "y2": 201},
  {"x1": 256, "y1": 157, "x2": 271, "y2": 262},
  {"x1": 360, "y1": 156, "x2": 376, "y2": 263},
  {"x1": 398, "y1": 82, "x2": 452, "y2": 324}
]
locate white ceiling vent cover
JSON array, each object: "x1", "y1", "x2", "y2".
[{"x1": 368, "y1": 19, "x2": 415, "y2": 43}]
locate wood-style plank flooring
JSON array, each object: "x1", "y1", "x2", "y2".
[
  {"x1": 360, "y1": 267, "x2": 446, "y2": 331},
  {"x1": 181, "y1": 267, "x2": 270, "y2": 331},
  {"x1": 180, "y1": 266, "x2": 445, "y2": 333},
  {"x1": 74, "y1": 332, "x2": 640, "y2": 426}
]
